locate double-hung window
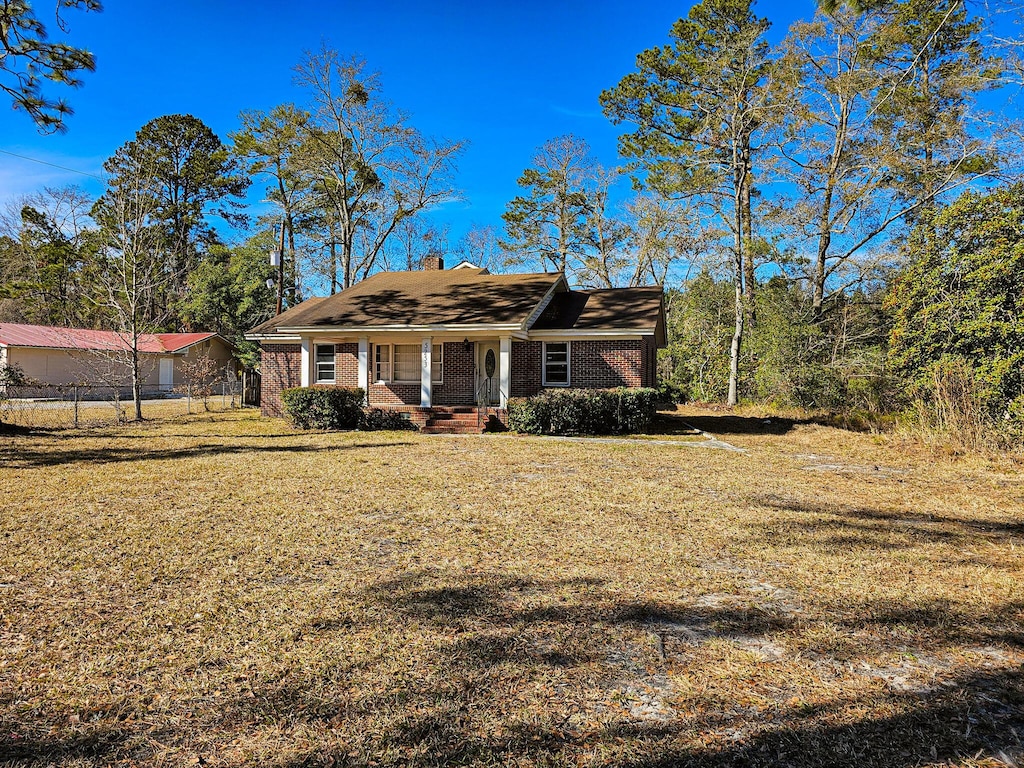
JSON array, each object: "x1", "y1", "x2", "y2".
[
  {"x1": 543, "y1": 342, "x2": 570, "y2": 386},
  {"x1": 314, "y1": 344, "x2": 336, "y2": 383},
  {"x1": 374, "y1": 343, "x2": 443, "y2": 383}
]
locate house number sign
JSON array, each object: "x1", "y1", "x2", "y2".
[{"x1": 485, "y1": 349, "x2": 496, "y2": 378}]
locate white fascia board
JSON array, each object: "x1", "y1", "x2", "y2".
[
  {"x1": 245, "y1": 333, "x2": 303, "y2": 342},
  {"x1": 527, "y1": 329, "x2": 653, "y2": 340},
  {"x1": 277, "y1": 323, "x2": 525, "y2": 335}
]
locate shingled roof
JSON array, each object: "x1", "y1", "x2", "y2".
[
  {"x1": 531, "y1": 287, "x2": 667, "y2": 344},
  {"x1": 249, "y1": 268, "x2": 564, "y2": 334}
]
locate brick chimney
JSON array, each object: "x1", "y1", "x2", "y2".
[{"x1": 423, "y1": 255, "x2": 444, "y2": 271}]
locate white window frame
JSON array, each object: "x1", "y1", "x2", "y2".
[
  {"x1": 542, "y1": 341, "x2": 570, "y2": 387},
  {"x1": 314, "y1": 343, "x2": 336, "y2": 383},
  {"x1": 373, "y1": 343, "x2": 443, "y2": 384}
]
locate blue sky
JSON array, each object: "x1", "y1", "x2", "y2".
[{"x1": 0, "y1": 0, "x2": 941, "y2": 246}]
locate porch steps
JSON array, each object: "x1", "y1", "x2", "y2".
[
  {"x1": 422, "y1": 407, "x2": 488, "y2": 435},
  {"x1": 392, "y1": 406, "x2": 500, "y2": 435}
]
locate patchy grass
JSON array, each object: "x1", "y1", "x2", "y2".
[{"x1": 0, "y1": 408, "x2": 1021, "y2": 767}]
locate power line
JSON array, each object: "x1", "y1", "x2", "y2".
[{"x1": 0, "y1": 148, "x2": 104, "y2": 181}]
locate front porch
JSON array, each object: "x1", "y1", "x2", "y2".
[
  {"x1": 378, "y1": 404, "x2": 508, "y2": 434},
  {"x1": 300, "y1": 337, "x2": 515, "y2": 410}
]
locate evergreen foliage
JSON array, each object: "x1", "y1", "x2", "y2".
[
  {"x1": 507, "y1": 388, "x2": 658, "y2": 435},
  {"x1": 887, "y1": 186, "x2": 1024, "y2": 421}
]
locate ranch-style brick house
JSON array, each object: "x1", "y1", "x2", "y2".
[{"x1": 247, "y1": 257, "x2": 666, "y2": 431}]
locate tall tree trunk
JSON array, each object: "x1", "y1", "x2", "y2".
[
  {"x1": 740, "y1": 137, "x2": 756, "y2": 322},
  {"x1": 728, "y1": 149, "x2": 746, "y2": 407}
]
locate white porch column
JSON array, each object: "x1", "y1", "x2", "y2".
[
  {"x1": 420, "y1": 337, "x2": 432, "y2": 407},
  {"x1": 300, "y1": 337, "x2": 311, "y2": 387},
  {"x1": 357, "y1": 337, "x2": 369, "y2": 402},
  {"x1": 499, "y1": 336, "x2": 511, "y2": 408}
]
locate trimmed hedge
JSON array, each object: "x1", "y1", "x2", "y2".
[
  {"x1": 282, "y1": 386, "x2": 365, "y2": 430},
  {"x1": 281, "y1": 387, "x2": 419, "y2": 431},
  {"x1": 507, "y1": 387, "x2": 658, "y2": 435}
]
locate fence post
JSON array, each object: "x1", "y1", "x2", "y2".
[{"x1": 74, "y1": 385, "x2": 80, "y2": 429}]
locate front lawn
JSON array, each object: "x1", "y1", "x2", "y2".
[{"x1": 0, "y1": 410, "x2": 1021, "y2": 767}]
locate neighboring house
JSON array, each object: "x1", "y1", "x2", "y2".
[
  {"x1": 246, "y1": 257, "x2": 666, "y2": 426},
  {"x1": 0, "y1": 324, "x2": 238, "y2": 397}
]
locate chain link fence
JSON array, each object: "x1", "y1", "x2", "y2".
[{"x1": 0, "y1": 379, "x2": 245, "y2": 430}]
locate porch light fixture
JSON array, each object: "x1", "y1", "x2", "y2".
[{"x1": 462, "y1": 338, "x2": 471, "y2": 352}]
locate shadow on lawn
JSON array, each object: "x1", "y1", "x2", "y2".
[
  {"x1": 246, "y1": 570, "x2": 1023, "y2": 768},
  {"x1": 0, "y1": 727, "x2": 129, "y2": 764},
  {"x1": 756, "y1": 493, "x2": 1024, "y2": 541},
  {"x1": 0, "y1": 440, "x2": 414, "y2": 468},
  {"x1": 655, "y1": 411, "x2": 801, "y2": 436},
  {"x1": 12, "y1": 570, "x2": 1021, "y2": 767}
]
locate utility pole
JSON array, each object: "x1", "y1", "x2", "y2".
[{"x1": 275, "y1": 219, "x2": 285, "y2": 315}]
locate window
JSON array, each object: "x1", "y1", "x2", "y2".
[
  {"x1": 314, "y1": 344, "x2": 335, "y2": 383},
  {"x1": 374, "y1": 344, "x2": 391, "y2": 383},
  {"x1": 393, "y1": 344, "x2": 420, "y2": 382},
  {"x1": 373, "y1": 343, "x2": 443, "y2": 383},
  {"x1": 431, "y1": 344, "x2": 443, "y2": 384},
  {"x1": 543, "y1": 342, "x2": 570, "y2": 386}
]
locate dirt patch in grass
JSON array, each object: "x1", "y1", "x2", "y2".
[{"x1": 1, "y1": 408, "x2": 1022, "y2": 767}]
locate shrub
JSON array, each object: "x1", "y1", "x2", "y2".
[
  {"x1": 655, "y1": 381, "x2": 688, "y2": 405},
  {"x1": 282, "y1": 386, "x2": 365, "y2": 430},
  {"x1": 507, "y1": 387, "x2": 658, "y2": 436},
  {"x1": 360, "y1": 408, "x2": 417, "y2": 431}
]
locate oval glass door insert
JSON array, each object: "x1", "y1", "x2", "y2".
[{"x1": 485, "y1": 349, "x2": 496, "y2": 378}]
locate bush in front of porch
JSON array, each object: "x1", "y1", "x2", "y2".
[
  {"x1": 507, "y1": 387, "x2": 658, "y2": 436},
  {"x1": 282, "y1": 386, "x2": 418, "y2": 431}
]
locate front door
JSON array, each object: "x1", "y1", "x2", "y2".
[
  {"x1": 159, "y1": 358, "x2": 174, "y2": 392},
  {"x1": 477, "y1": 341, "x2": 500, "y2": 405}
]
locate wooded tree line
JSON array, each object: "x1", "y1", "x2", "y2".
[{"x1": 1, "y1": 0, "x2": 1022, "y2": 436}]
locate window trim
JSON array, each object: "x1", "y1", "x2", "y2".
[
  {"x1": 542, "y1": 341, "x2": 570, "y2": 387},
  {"x1": 314, "y1": 343, "x2": 336, "y2": 384},
  {"x1": 373, "y1": 343, "x2": 443, "y2": 385}
]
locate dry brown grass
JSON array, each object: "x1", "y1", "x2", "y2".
[{"x1": 1, "y1": 407, "x2": 1021, "y2": 767}]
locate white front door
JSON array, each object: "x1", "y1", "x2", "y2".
[
  {"x1": 477, "y1": 341, "x2": 500, "y2": 405},
  {"x1": 159, "y1": 358, "x2": 174, "y2": 392}
]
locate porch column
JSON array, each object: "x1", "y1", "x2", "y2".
[
  {"x1": 420, "y1": 337, "x2": 432, "y2": 407},
  {"x1": 300, "y1": 337, "x2": 311, "y2": 387},
  {"x1": 357, "y1": 337, "x2": 369, "y2": 403},
  {"x1": 499, "y1": 336, "x2": 511, "y2": 408}
]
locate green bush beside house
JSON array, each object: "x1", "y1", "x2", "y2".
[{"x1": 507, "y1": 388, "x2": 658, "y2": 436}]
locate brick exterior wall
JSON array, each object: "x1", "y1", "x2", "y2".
[
  {"x1": 260, "y1": 343, "x2": 301, "y2": 416},
  {"x1": 642, "y1": 336, "x2": 657, "y2": 388},
  {"x1": 437, "y1": 341, "x2": 475, "y2": 405},
  {"x1": 511, "y1": 338, "x2": 652, "y2": 396},
  {"x1": 512, "y1": 341, "x2": 543, "y2": 398},
  {"x1": 335, "y1": 343, "x2": 359, "y2": 387},
  {"x1": 571, "y1": 340, "x2": 643, "y2": 388}
]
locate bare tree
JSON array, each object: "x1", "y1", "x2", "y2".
[
  {"x1": 293, "y1": 47, "x2": 465, "y2": 289},
  {"x1": 87, "y1": 163, "x2": 169, "y2": 421}
]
